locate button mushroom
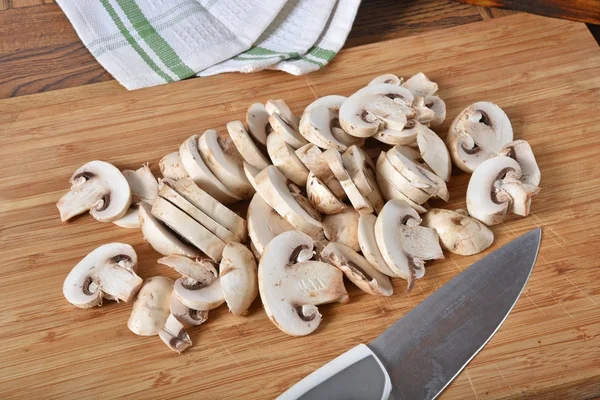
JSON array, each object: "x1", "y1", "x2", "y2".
[
  {"x1": 447, "y1": 101, "x2": 513, "y2": 173},
  {"x1": 57, "y1": 160, "x2": 131, "y2": 223},
  {"x1": 342, "y1": 145, "x2": 385, "y2": 213},
  {"x1": 422, "y1": 209, "x2": 494, "y2": 255},
  {"x1": 246, "y1": 103, "x2": 271, "y2": 147},
  {"x1": 226, "y1": 120, "x2": 270, "y2": 170},
  {"x1": 159, "y1": 314, "x2": 192, "y2": 353},
  {"x1": 128, "y1": 276, "x2": 173, "y2": 336},
  {"x1": 357, "y1": 214, "x2": 398, "y2": 277},
  {"x1": 401, "y1": 72, "x2": 438, "y2": 98},
  {"x1": 220, "y1": 242, "x2": 258, "y2": 316},
  {"x1": 113, "y1": 164, "x2": 159, "y2": 229},
  {"x1": 425, "y1": 95, "x2": 446, "y2": 128},
  {"x1": 416, "y1": 125, "x2": 452, "y2": 182},
  {"x1": 295, "y1": 143, "x2": 345, "y2": 199},
  {"x1": 306, "y1": 172, "x2": 347, "y2": 215},
  {"x1": 373, "y1": 121, "x2": 419, "y2": 146},
  {"x1": 63, "y1": 243, "x2": 142, "y2": 308},
  {"x1": 268, "y1": 112, "x2": 308, "y2": 149},
  {"x1": 247, "y1": 193, "x2": 295, "y2": 256},
  {"x1": 369, "y1": 73, "x2": 403, "y2": 86},
  {"x1": 376, "y1": 152, "x2": 431, "y2": 205},
  {"x1": 466, "y1": 156, "x2": 540, "y2": 225},
  {"x1": 170, "y1": 292, "x2": 208, "y2": 327},
  {"x1": 265, "y1": 99, "x2": 299, "y2": 131},
  {"x1": 259, "y1": 231, "x2": 349, "y2": 336},
  {"x1": 174, "y1": 274, "x2": 224, "y2": 311},
  {"x1": 322, "y1": 208, "x2": 360, "y2": 252},
  {"x1": 299, "y1": 95, "x2": 357, "y2": 151},
  {"x1": 158, "y1": 254, "x2": 219, "y2": 282},
  {"x1": 266, "y1": 131, "x2": 309, "y2": 187},
  {"x1": 321, "y1": 242, "x2": 393, "y2": 296},
  {"x1": 159, "y1": 152, "x2": 189, "y2": 180},
  {"x1": 499, "y1": 140, "x2": 541, "y2": 186}
]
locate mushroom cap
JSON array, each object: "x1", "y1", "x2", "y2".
[
  {"x1": 246, "y1": 103, "x2": 270, "y2": 146},
  {"x1": 268, "y1": 112, "x2": 307, "y2": 149},
  {"x1": 265, "y1": 99, "x2": 299, "y2": 131},
  {"x1": 499, "y1": 140, "x2": 541, "y2": 186},
  {"x1": 339, "y1": 84, "x2": 415, "y2": 138},
  {"x1": 295, "y1": 143, "x2": 346, "y2": 199},
  {"x1": 322, "y1": 242, "x2": 393, "y2": 296},
  {"x1": 138, "y1": 201, "x2": 200, "y2": 257},
  {"x1": 63, "y1": 243, "x2": 139, "y2": 308},
  {"x1": 198, "y1": 129, "x2": 254, "y2": 199},
  {"x1": 322, "y1": 208, "x2": 360, "y2": 252},
  {"x1": 220, "y1": 242, "x2": 259, "y2": 316},
  {"x1": 266, "y1": 131, "x2": 309, "y2": 187},
  {"x1": 401, "y1": 72, "x2": 438, "y2": 98},
  {"x1": 128, "y1": 276, "x2": 173, "y2": 336},
  {"x1": 226, "y1": 120, "x2": 270, "y2": 170},
  {"x1": 57, "y1": 160, "x2": 131, "y2": 222},
  {"x1": 357, "y1": 214, "x2": 399, "y2": 277},
  {"x1": 160, "y1": 151, "x2": 189, "y2": 180},
  {"x1": 247, "y1": 193, "x2": 295, "y2": 256},
  {"x1": 179, "y1": 134, "x2": 240, "y2": 204},
  {"x1": 170, "y1": 292, "x2": 208, "y2": 327},
  {"x1": 422, "y1": 209, "x2": 494, "y2": 255},
  {"x1": 447, "y1": 101, "x2": 513, "y2": 173},
  {"x1": 369, "y1": 74, "x2": 403, "y2": 86},
  {"x1": 306, "y1": 172, "x2": 346, "y2": 215},
  {"x1": 416, "y1": 125, "x2": 452, "y2": 182},
  {"x1": 174, "y1": 276, "x2": 225, "y2": 311},
  {"x1": 259, "y1": 231, "x2": 348, "y2": 336},
  {"x1": 159, "y1": 314, "x2": 192, "y2": 353},
  {"x1": 158, "y1": 254, "x2": 218, "y2": 282}
]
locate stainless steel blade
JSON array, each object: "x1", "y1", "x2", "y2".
[{"x1": 369, "y1": 228, "x2": 542, "y2": 400}]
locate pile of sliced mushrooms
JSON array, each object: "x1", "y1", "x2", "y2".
[{"x1": 57, "y1": 72, "x2": 541, "y2": 352}]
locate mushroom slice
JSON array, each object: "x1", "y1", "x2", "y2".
[
  {"x1": 376, "y1": 153, "x2": 431, "y2": 205},
  {"x1": 151, "y1": 197, "x2": 225, "y2": 262},
  {"x1": 358, "y1": 214, "x2": 398, "y2": 277},
  {"x1": 170, "y1": 292, "x2": 208, "y2": 326},
  {"x1": 160, "y1": 152, "x2": 188, "y2": 180},
  {"x1": 339, "y1": 84, "x2": 415, "y2": 137},
  {"x1": 168, "y1": 177, "x2": 247, "y2": 241},
  {"x1": 501, "y1": 182, "x2": 540, "y2": 217},
  {"x1": 198, "y1": 129, "x2": 254, "y2": 199},
  {"x1": 306, "y1": 172, "x2": 346, "y2": 215},
  {"x1": 113, "y1": 164, "x2": 159, "y2": 229},
  {"x1": 259, "y1": 231, "x2": 348, "y2": 336},
  {"x1": 63, "y1": 243, "x2": 140, "y2": 308},
  {"x1": 139, "y1": 202, "x2": 199, "y2": 257},
  {"x1": 247, "y1": 193, "x2": 295, "y2": 256},
  {"x1": 416, "y1": 125, "x2": 452, "y2": 182},
  {"x1": 295, "y1": 143, "x2": 345, "y2": 199},
  {"x1": 174, "y1": 276, "x2": 225, "y2": 311},
  {"x1": 466, "y1": 156, "x2": 536, "y2": 225},
  {"x1": 159, "y1": 314, "x2": 192, "y2": 353},
  {"x1": 422, "y1": 209, "x2": 494, "y2": 255},
  {"x1": 246, "y1": 103, "x2": 271, "y2": 146},
  {"x1": 412, "y1": 97, "x2": 436, "y2": 125},
  {"x1": 299, "y1": 106, "x2": 347, "y2": 151},
  {"x1": 322, "y1": 209, "x2": 360, "y2": 252},
  {"x1": 401, "y1": 72, "x2": 438, "y2": 98},
  {"x1": 179, "y1": 134, "x2": 240, "y2": 204},
  {"x1": 254, "y1": 166, "x2": 322, "y2": 237},
  {"x1": 374, "y1": 124, "x2": 418, "y2": 146},
  {"x1": 128, "y1": 276, "x2": 173, "y2": 336},
  {"x1": 268, "y1": 112, "x2": 307, "y2": 149},
  {"x1": 158, "y1": 254, "x2": 219, "y2": 282},
  {"x1": 266, "y1": 131, "x2": 309, "y2": 187},
  {"x1": 302, "y1": 96, "x2": 363, "y2": 147},
  {"x1": 375, "y1": 169, "x2": 428, "y2": 214},
  {"x1": 342, "y1": 145, "x2": 385, "y2": 213},
  {"x1": 220, "y1": 242, "x2": 258, "y2": 316},
  {"x1": 369, "y1": 73, "x2": 403, "y2": 86},
  {"x1": 499, "y1": 140, "x2": 541, "y2": 186},
  {"x1": 226, "y1": 120, "x2": 270, "y2": 170},
  {"x1": 425, "y1": 96, "x2": 446, "y2": 127},
  {"x1": 323, "y1": 149, "x2": 374, "y2": 215},
  {"x1": 447, "y1": 101, "x2": 513, "y2": 173},
  {"x1": 158, "y1": 181, "x2": 241, "y2": 243},
  {"x1": 57, "y1": 160, "x2": 131, "y2": 222},
  {"x1": 265, "y1": 99, "x2": 299, "y2": 131},
  {"x1": 322, "y1": 242, "x2": 393, "y2": 296}
]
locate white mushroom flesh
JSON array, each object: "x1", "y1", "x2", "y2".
[
  {"x1": 322, "y1": 208, "x2": 360, "y2": 252},
  {"x1": 170, "y1": 292, "x2": 208, "y2": 326},
  {"x1": 159, "y1": 314, "x2": 192, "y2": 353},
  {"x1": 265, "y1": 99, "x2": 299, "y2": 131},
  {"x1": 220, "y1": 242, "x2": 258, "y2": 316},
  {"x1": 376, "y1": 152, "x2": 431, "y2": 205},
  {"x1": 174, "y1": 276, "x2": 225, "y2": 311},
  {"x1": 299, "y1": 105, "x2": 347, "y2": 151},
  {"x1": 306, "y1": 172, "x2": 346, "y2": 215},
  {"x1": 268, "y1": 112, "x2": 307, "y2": 149},
  {"x1": 416, "y1": 124, "x2": 452, "y2": 182},
  {"x1": 323, "y1": 149, "x2": 373, "y2": 215},
  {"x1": 128, "y1": 276, "x2": 173, "y2": 336},
  {"x1": 266, "y1": 131, "x2": 309, "y2": 187},
  {"x1": 113, "y1": 164, "x2": 159, "y2": 229},
  {"x1": 160, "y1": 152, "x2": 189, "y2": 180},
  {"x1": 358, "y1": 214, "x2": 399, "y2": 277},
  {"x1": 246, "y1": 103, "x2": 271, "y2": 146},
  {"x1": 369, "y1": 74, "x2": 403, "y2": 86},
  {"x1": 158, "y1": 254, "x2": 218, "y2": 282},
  {"x1": 422, "y1": 209, "x2": 494, "y2": 255},
  {"x1": 295, "y1": 143, "x2": 345, "y2": 199},
  {"x1": 342, "y1": 145, "x2": 385, "y2": 213},
  {"x1": 425, "y1": 96, "x2": 446, "y2": 127},
  {"x1": 227, "y1": 120, "x2": 270, "y2": 170},
  {"x1": 247, "y1": 193, "x2": 295, "y2": 256},
  {"x1": 401, "y1": 72, "x2": 438, "y2": 98},
  {"x1": 499, "y1": 140, "x2": 541, "y2": 186}
]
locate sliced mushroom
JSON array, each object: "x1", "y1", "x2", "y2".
[
  {"x1": 259, "y1": 231, "x2": 348, "y2": 336},
  {"x1": 170, "y1": 292, "x2": 208, "y2": 327},
  {"x1": 158, "y1": 181, "x2": 241, "y2": 243},
  {"x1": 375, "y1": 168, "x2": 428, "y2": 214},
  {"x1": 323, "y1": 149, "x2": 374, "y2": 215},
  {"x1": 128, "y1": 276, "x2": 173, "y2": 336},
  {"x1": 401, "y1": 72, "x2": 438, "y2": 98},
  {"x1": 168, "y1": 177, "x2": 247, "y2": 241},
  {"x1": 247, "y1": 193, "x2": 295, "y2": 256},
  {"x1": 306, "y1": 172, "x2": 346, "y2": 215},
  {"x1": 342, "y1": 145, "x2": 385, "y2": 213},
  {"x1": 374, "y1": 124, "x2": 418, "y2": 146},
  {"x1": 376, "y1": 153, "x2": 431, "y2": 205},
  {"x1": 173, "y1": 274, "x2": 225, "y2": 311},
  {"x1": 265, "y1": 99, "x2": 299, "y2": 131},
  {"x1": 246, "y1": 103, "x2": 271, "y2": 146},
  {"x1": 447, "y1": 101, "x2": 513, "y2": 173},
  {"x1": 63, "y1": 243, "x2": 141, "y2": 308},
  {"x1": 198, "y1": 129, "x2": 254, "y2": 199},
  {"x1": 138, "y1": 201, "x2": 200, "y2": 258},
  {"x1": 159, "y1": 314, "x2": 192, "y2": 353},
  {"x1": 357, "y1": 214, "x2": 398, "y2": 277},
  {"x1": 422, "y1": 209, "x2": 494, "y2": 255},
  {"x1": 57, "y1": 160, "x2": 131, "y2": 222},
  {"x1": 369, "y1": 73, "x2": 403, "y2": 86},
  {"x1": 411, "y1": 97, "x2": 436, "y2": 125},
  {"x1": 113, "y1": 164, "x2": 159, "y2": 229},
  {"x1": 499, "y1": 140, "x2": 541, "y2": 186},
  {"x1": 466, "y1": 156, "x2": 539, "y2": 225},
  {"x1": 179, "y1": 134, "x2": 240, "y2": 204},
  {"x1": 416, "y1": 125, "x2": 452, "y2": 182},
  {"x1": 226, "y1": 120, "x2": 270, "y2": 170},
  {"x1": 295, "y1": 143, "x2": 345, "y2": 199},
  {"x1": 220, "y1": 242, "x2": 258, "y2": 316},
  {"x1": 299, "y1": 105, "x2": 348, "y2": 151},
  {"x1": 322, "y1": 242, "x2": 393, "y2": 296},
  {"x1": 425, "y1": 96, "x2": 446, "y2": 127},
  {"x1": 268, "y1": 112, "x2": 307, "y2": 149},
  {"x1": 339, "y1": 84, "x2": 415, "y2": 137},
  {"x1": 322, "y1": 209, "x2": 360, "y2": 252},
  {"x1": 253, "y1": 166, "x2": 322, "y2": 237},
  {"x1": 151, "y1": 197, "x2": 225, "y2": 262},
  {"x1": 158, "y1": 254, "x2": 219, "y2": 282},
  {"x1": 266, "y1": 131, "x2": 309, "y2": 186},
  {"x1": 160, "y1": 152, "x2": 189, "y2": 180}
]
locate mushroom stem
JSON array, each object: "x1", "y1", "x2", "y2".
[{"x1": 159, "y1": 314, "x2": 192, "y2": 353}]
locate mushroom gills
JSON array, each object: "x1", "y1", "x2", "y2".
[
  {"x1": 170, "y1": 292, "x2": 208, "y2": 326},
  {"x1": 174, "y1": 276, "x2": 225, "y2": 311}
]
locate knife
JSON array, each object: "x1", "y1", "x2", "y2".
[{"x1": 278, "y1": 228, "x2": 542, "y2": 400}]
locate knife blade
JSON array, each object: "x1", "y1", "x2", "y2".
[{"x1": 278, "y1": 228, "x2": 542, "y2": 400}]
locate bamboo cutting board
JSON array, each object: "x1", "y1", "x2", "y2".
[{"x1": 1, "y1": 13, "x2": 599, "y2": 399}]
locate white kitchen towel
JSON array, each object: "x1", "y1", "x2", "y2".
[
  {"x1": 199, "y1": 0, "x2": 336, "y2": 76},
  {"x1": 273, "y1": 0, "x2": 360, "y2": 75},
  {"x1": 56, "y1": 0, "x2": 287, "y2": 89}
]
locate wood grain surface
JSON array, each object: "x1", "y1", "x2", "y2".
[{"x1": 1, "y1": 13, "x2": 600, "y2": 400}]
